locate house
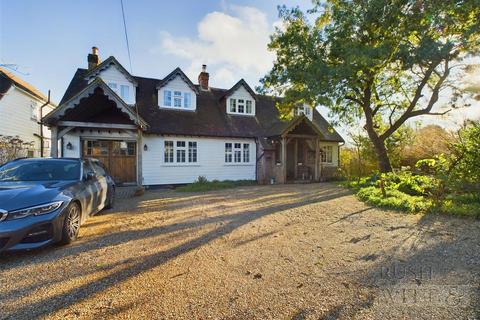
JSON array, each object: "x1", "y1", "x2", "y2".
[
  {"x1": 0, "y1": 67, "x2": 56, "y2": 157},
  {"x1": 43, "y1": 47, "x2": 344, "y2": 186}
]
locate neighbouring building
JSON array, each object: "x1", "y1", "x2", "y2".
[
  {"x1": 0, "y1": 67, "x2": 56, "y2": 158},
  {"x1": 43, "y1": 47, "x2": 344, "y2": 186}
]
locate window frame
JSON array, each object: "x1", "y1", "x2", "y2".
[
  {"x1": 321, "y1": 145, "x2": 333, "y2": 164},
  {"x1": 227, "y1": 98, "x2": 254, "y2": 115},
  {"x1": 225, "y1": 142, "x2": 251, "y2": 164},
  {"x1": 164, "y1": 140, "x2": 198, "y2": 165}
]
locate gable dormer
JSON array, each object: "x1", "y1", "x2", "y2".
[
  {"x1": 84, "y1": 49, "x2": 137, "y2": 105},
  {"x1": 224, "y1": 79, "x2": 257, "y2": 116},
  {"x1": 293, "y1": 104, "x2": 313, "y2": 121},
  {"x1": 157, "y1": 68, "x2": 198, "y2": 111}
]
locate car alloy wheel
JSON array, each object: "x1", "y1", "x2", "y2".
[{"x1": 66, "y1": 204, "x2": 80, "y2": 239}]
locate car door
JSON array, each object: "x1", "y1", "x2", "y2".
[
  {"x1": 81, "y1": 160, "x2": 100, "y2": 215},
  {"x1": 91, "y1": 159, "x2": 109, "y2": 210}
]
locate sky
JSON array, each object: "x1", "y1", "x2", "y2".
[{"x1": 1, "y1": 0, "x2": 479, "y2": 142}]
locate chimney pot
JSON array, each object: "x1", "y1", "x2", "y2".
[
  {"x1": 198, "y1": 64, "x2": 209, "y2": 90},
  {"x1": 88, "y1": 46, "x2": 101, "y2": 70}
]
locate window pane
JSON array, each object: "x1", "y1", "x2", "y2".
[
  {"x1": 229, "y1": 99, "x2": 236, "y2": 112},
  {"x1": 177, "y1": 149, "x2": 186, "y2": 162},
  {"x1": 120, "y1": 85, "x2": 129, "y2": 100},
  {"x1": 188, "y1": 141, "x2": 197, "y2": 162},
  {"x1": 243, "y1": 143, "x2": 249, "y2": 162},
  {"x1": 164, "y1": 90, "x2": 172, "y2": 106},
  {"x1": 177, "y1": 141, "x2": 185, "y2": 147},
  {"x1": 225, "y1": 143, "x2": 232, "y2": 163},
  {"x1": 234, "y1": 143, "x2": 241, "y2": 149},
  {"x1": 246, "y1": 100, "x2": 252, "y2": 114},
  {"x1": 234, "y1": 150, "x2": 241, "y2": 162},
  {"x1": 238, "y1": 100, "x2": 244, "y2": 113},
  {"x1": 108, "y1": 83, "x2": 117, "y2": 90},
  {"x1": 164, "y1": 141, "x2": 174, "y2": 162},
  {"x1": 184, "y1": 92, "x2": 191, "y2": 108}
]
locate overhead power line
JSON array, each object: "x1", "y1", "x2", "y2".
[{"x1": 120, "y1": 0, "x2": 133, "y2": 73}]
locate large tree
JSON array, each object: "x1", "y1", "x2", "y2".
[{"x1": 261, "y1": 0, "x2": 480, "y2": 172}]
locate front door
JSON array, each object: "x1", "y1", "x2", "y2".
[{"x1": 82, "y1": 140, "x2": 137, "y2": 185}]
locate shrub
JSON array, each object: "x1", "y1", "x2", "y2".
[
  {"x1": 381, "y1": 171, "x2": 437, "y2": 196},
  {"x1": 195, "y1": 176, "x2": 208, "y2": 184},
  {"x1": 357, "y1": 186, "x2": 431, "y2": 213}
]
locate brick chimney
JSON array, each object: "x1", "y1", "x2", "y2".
[
  {"x1": 198, "y1": 64, "x2": 209, "y2": 90},
  {"x1": 87, "y1": 47, "x2": 100, "y2": 70}
]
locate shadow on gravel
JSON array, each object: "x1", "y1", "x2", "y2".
[
  {"x1": 321, "y1": 214, "x2": 480, "y2": 319},
  {"x1": 0, "y1": 185, "x2": 353, "y2": 319}
]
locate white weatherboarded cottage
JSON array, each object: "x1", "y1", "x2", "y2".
[
  {"x1": 0, "y1": 67, "x2": 56, "y2": 158},
  {"x1": 44, "y1": 48, "x2": 344, "y2": 186}
]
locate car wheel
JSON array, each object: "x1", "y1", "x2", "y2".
[
  {"x1": 105, "y1": 186, "x2": 115, "y2": 209},
  {"x1": 60, "y1": 202, "x2": 81, "y2": 245}
]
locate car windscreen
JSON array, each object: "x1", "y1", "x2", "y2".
[{"x1": 0, "y1": 160, "x2": 81, "y2": 181}]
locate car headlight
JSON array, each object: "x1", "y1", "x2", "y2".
[{"x1": 7, "y1": 201, "x2": 64, "y2": 220}]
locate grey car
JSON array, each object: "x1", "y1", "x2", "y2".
[{"x1": 0, "y1": 158, "x2": 115, "y2": 253}]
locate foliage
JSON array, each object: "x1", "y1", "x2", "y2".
[
  {"x1": 357, "y1": 186, "x2": 431, "y2": 213},
  {"x1": 0, "y1": 135, "x2": 34, "y2": 165},
  {"x1": 175, "y1": 178, "x2": 256, "y2": 193},
  {"x1": 262, "y1": 0, "x2": 480, "y2": 172},
  {"x1": 401, "y1": 125, "x2": 454, "y2": 168}
]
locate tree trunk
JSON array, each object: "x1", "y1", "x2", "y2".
[
  {"x1": 372, "y1": 138, "x2": 392, "y2": 173},
  {"x1": 366, "y1": 126, "x2": 393, "y2": 173}
]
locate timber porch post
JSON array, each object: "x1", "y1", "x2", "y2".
[
  {"x1": 50, "y1": 126, "x2": 58, "y2": 157},
  {"x1": 281, "y1": 136, "x2": 287, "y2": 183},
  {"x1": 314, "y1": 138, "x2": 319, "y2": 181}
]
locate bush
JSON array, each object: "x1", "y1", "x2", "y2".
[
  {"x1": 356, "y1": 186, "x2": 431, "y2": 213},
  {"x1": 381, "y1": 171, "x2": 437, "y2": 196},
  {"x1": 0, "y1": 135, "x2": 34, "y2": 165}
]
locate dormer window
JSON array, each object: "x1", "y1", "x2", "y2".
[
  {"x1": 294, "y1": 105, "x2": 313, "y2": 121},
  {"x1": 163, "y1": 90, "x2": 192, "y2": 109},
  {"x1": 108, "y1": 82, "x2": 131, "y2": 103},
  {"x1": 229, "y1": 98, "x2": 254, "y2": 115}
]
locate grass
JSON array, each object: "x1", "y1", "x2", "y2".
[{"x1": 175, "y1": 179, "x2": 257, "y2": 192}]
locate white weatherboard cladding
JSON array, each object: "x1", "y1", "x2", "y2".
[
  {"x1": 142, "y1": 135, "x2": 256, "y2": 185},
  {"x1": 158, "y1": 75, "x2": 197, "y2": 111},
  {"x1": 0, "y1": 86, "x2": 54, "y2": 157},
  {"x1": 226, "y1": 85, "x2": 256, "y2": 116},
  {"x1": 319, "y1": 141, "x2": 339, "y2": 166},
  {"x1": 89, "y1": 65, "x2": 136, "y2": 105},
  {"x1": 61, "y1": 130, "x2": 137, "y2": 158}
]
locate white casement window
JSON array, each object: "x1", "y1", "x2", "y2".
[
  {"x1": 164, "y1": 90, "x2": 172, "y2": 106},
  {"x1": 228, "y1": 98, "x2": 254, "y2": 115},
  {"x1": 234, "y1": 143, "x2": 242, "y2": 162},
  {"x1": 321, "y1": 145, "x2": 333, "y2": 163},
  {"x1": 246, "y1": 100, "x2": 252, "y2": 114},
  {"x1": 176, "y1": 141, "x2": 186, "y2": 162},
  {"x1": 225, "y1": 142, "x2": 250, "y2": 163},
  {"x1": 164, "y1": 141, "x2": 174, "y2": 163},
  {"x1": 188, "y1": 142, "x2": 197, "y2": 162},
  {"x1": 174, "y1": 91, "x2": 183, "y2": 107},
  {"x1": 30, "y1": 101, "x2": 38, "y2": 121},
  {"x1": 225, "y1": 143, "x2": 233, "y2": 163},
  {"x1": 237, "y1": 100, "x2": 245, "y2": 113},
  {"x1": 184, "y1": 93, "x2": 191, "y2": 108},
  {"x1": 120, "y1": 85, "x2": 129, "y2": 101},
  {"x1": 243, "y1": 143, "x2": 250, "y2": 162},
  {"x1": 165, "y1": 140, "x2": 197, "y2": 164},
  {"x1": 163, "y1": 90, "x2": 193, "y2": 109},
  {"x1": 229, "y1": 98, "x2": 236, "y2": 112}
]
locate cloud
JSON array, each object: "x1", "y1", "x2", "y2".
[{"x1": 155, "y1": 5, "x2": 275, "y2": 88}]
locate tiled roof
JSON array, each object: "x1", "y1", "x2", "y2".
[{"x1": 59, "y1": 67, "x2": 344, "y2": 142}]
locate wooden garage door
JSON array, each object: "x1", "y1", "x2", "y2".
[{"x1": 82, "y1": 140, "x2": 136, "y2": 184}]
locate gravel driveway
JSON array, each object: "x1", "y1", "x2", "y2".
[{"x1": 0, "y1": 183, "x2": 479, "y2": 319}]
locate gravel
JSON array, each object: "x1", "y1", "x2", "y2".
[{"x1": 0, "y1": 183, "x2": 479, "y2": 319}]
